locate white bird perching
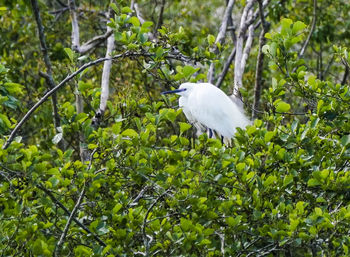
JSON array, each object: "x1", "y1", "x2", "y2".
[{"x1": 162, "y1": 82, "x2": 251, "y2": 144}]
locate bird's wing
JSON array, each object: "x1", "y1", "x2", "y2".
[
  {"x1": 188, "y1": 84, "x2": 250, "y2": 138},
  {"x1": 179, "y1": 96, "x2": 206, "y2": 133}
]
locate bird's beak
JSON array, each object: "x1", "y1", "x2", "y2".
[{"x1": 161, "y1": 88, "x2": 186, "y2": 95}]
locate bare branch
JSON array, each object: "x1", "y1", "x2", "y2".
[
  {"x1": 299, "y1": 0, "x2": 317, "y2": 57},
  {"x1": 341, "y1": 64, "x2": 349, "y2": 85},
  {"x1": 128, "y1": 186, "x2": 150, "y2": 207},
  {"x1": 93, "y1": 6, "x2": 116, "y2": 127},
  {"x1": 252, "y1": 0, "x2": 270, "y2": 118},
  {"x1": 142, "y1": 189, "x2": 170, "y2": 256},
  {"x1": 133, "y1": 3, "x2": 146, "y2": 24},
  {"x1": 207, "y1": 0, "x2": 235, "y2": 83},
  {"x1": 99, "y1": 11, "x2": 115, "y2": 115},
  {"x1": 68, "y1": 0, "x2": 80, "y2": 51},
  {"x1": 37, "y1": 184, "x2": 107, "y2": 247},
  {"x1": 55, "y1": 184, "x2": 86, "y2": 256},
  {"x1": 3, "y1": 52, "x2": 130, "y2": 149},
  {"x1": 155, "y1": 0, "x2": 166, "y2": 32},
  {"x1": 241, "y1": 24, "x2": 254, "y2": 73},
  {"x1": 3, "y1": 51, "x2": 195, "y2": 149},
  {"x1": 30, "y1": 0, "x2": 61, "y2": 130},
  {"x1": 215, "y1": 47, "x2": 236, "y2": 88},
  {"x1": 233, "y1": 0, "x2": 256, "y2": 94},
  {"x1": 79, "y1": 30, "x2": 113, "y2": 54}
]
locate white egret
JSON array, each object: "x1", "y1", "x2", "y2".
[{"x1": 162, "y1": 82, "x2": 251, "y2": 143}]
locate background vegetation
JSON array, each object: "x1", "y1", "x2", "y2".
[{"x1": 0, "y1": 0, "x2": 349, "y2": 256}]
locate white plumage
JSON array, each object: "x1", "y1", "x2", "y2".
[{"x1": 162, "y1": 82, "x2": 251, "y2": 141}]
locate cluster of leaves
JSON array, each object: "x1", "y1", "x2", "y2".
[{"x1": 0, "y1": 1, "x2": 349, "y2": 257}]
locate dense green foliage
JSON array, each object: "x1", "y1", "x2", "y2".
[{"x1": 0, "y1": 0, "x2": 349, "y2": 256}]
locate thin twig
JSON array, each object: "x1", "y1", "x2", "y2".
[
  {"x1": 216, "y1": 47, "x2": 236, "y2": 88},
  {"x1": 37, "y1": 184, "x2": 107, "y2": 247},
  {"x1": 128, "y1": 186, "x2": 150, "y2": 207},
  {"x1": 154, "y1": 0, "x2": 165, "y2": 33},
  {"x1": 3, "y1": 52, "x2": 130, "y2": 149},
  {"x1": 30, "y1": 0, "x2": 61, "y2": 130},
  {"x1": 207, "y1": 0, "x2": 235, "y2": 83},
  {"x1": 2, "y1": 50, "x2": 195, "y2": 149},
  {"x1": 54, "y1": 184, "x2": 86, "y2": 256},
  {"x1": 142, "y1": 189, "x2": 170, "y2": 256},
  {"x1": 252, "y1": 0, "x2": 270, "y2": 118},
  {"x1": 299, "y1": 0, "x2": 317, "y2": 57}
]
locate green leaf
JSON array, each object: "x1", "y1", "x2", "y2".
[
  {"x1": 180, "y1": 218, "x2": 192, "y2": 231},
  {"x1": 64, "y1": 48, "x2": 74, "y2": 62},
  {"x1": 3, "y1": 82, "x2": 23, "y2": 94},
  {"x1": 275, "y1": 100, "x2": 291, "y2": 112},
  {"x1": 183, "y1": 65, "x2": 199, "y2": 77},
  {"x1": 0, "y1": 113, "x2": 11, "y2": 128},
  {"x1": 308, "y1": 178, "x2": 321, "y2": 187},
  {"x1": 142, "y1": 21, "x2": 153, "y2": 28},
  {"x1": 155, "y1": 47, "x2": 164, "y2": 58},
  {"x1": 121, "y1": 6, "x2": 133, "y2": 13},
  {"x1": 226, "y1": 216, "x2": 241, "y2": 227},
  {"x1": 179, "y1": 122, "x2": 192, "y2": 133},
  {"x1": 281, "y1": 18, "x2": 293, "y2": 35},
  {"x1": 113, "y1": 203, "x2": 123, "y2": 214},
  {"x1": 264, "y1": 131, "x2": 274, "y2": 142},
  {"x1": 207, "y1": 34, "x2": 215, "y2": 45},
  {"x1": 340, "y1": 134, "x2": 350, "y2": 146},
  {"x1": 122, "y1": 128, "x2": 138, "y2": 138},
  {"x1": 264, "y1": 32, "x2": 272, "y2": 39},
  {"x1": 283, "y1": 174, "x2": 293, "y2": 186},
  {"x1": 129, "y1": 16, "x2": 140, "y2": 27},
  {"x1": 110, "y1": 3, "x2": 119, "y2": 14},
  {"x1": 262, "y1": 44, "x2": 270, "y2": 55},
  {"x1": 292, "y1": 21, "x2": 307, "y2": 34},
  {"x1": 264, "y1": 175, "x2": 276, "y2": 187}
]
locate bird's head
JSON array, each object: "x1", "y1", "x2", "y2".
[{"x1": 161, "y1": 83, "x2": 195, "y2": 97}]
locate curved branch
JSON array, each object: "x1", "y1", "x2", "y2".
[
  {"x1": 54, "y1": 184, "x2": 86, "y2": 256},
  {"x1": 299, "y1": 0, "x2": 317, "y2": 57},
  {"x1": 30, "y1": 0, "x2": 61, "y2": 129},
  {"x1": 207, "y1": 0, "x2": 236, "y2": 83},
  {"x1": 3, "y1": 50, "x2": 195, "y2": 149},
  {"x1": 37, "y1": 184, "x2": 107, "y2": 248},
  {"x1": 3, "y1": 52, "x2": 132, "y2": 149}
]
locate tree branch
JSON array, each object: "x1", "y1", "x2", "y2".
[
  {"x1": 79, "y1": 30, "x2": 114, "y2": 54},
  {"x1": 68, "y1": 0, "x2": 80, "y2": 51},
  {"x1": 154, "y1": 0, "x2": 166, "y2": 33},
  {"x1": 252, "y1": 0, "x2": 270, "y2": 118},
  {"x1": 233, "y1": 0, "x2": 256, "y2": 94},
  {"x1": 142, "y1": 190, "x2": 170, "y2": 256},
  {"x1": 207, "y1": 0, "x2": 235, "y2": 84},
  {"x1": 3, "y1": 52, "x2": 130, "y2": 149},
  {"x1": 54, "y1": 184, "x2": 86, "y2": 256},
  {"x1": 30, "y1": 0, "x2": 61, "y2": 130},
  {"x1": 2, "y1": 51, "x2": 195, "y2": 149},
  {"x1": 215, "y1": 47, "x2": 236, "y2": 88},
  {"x1": 93, "y1": 6, "x2": 116, "y2": 127},
  {"x1": 241, "y1": 24, "x2": 254, "y2": 73},
  {"x1": 37, "y1": 184, "x2": 107, "y2": 247},
  {"x1": 299, "y1": 0, "x2": 317, "y2": 57}
]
